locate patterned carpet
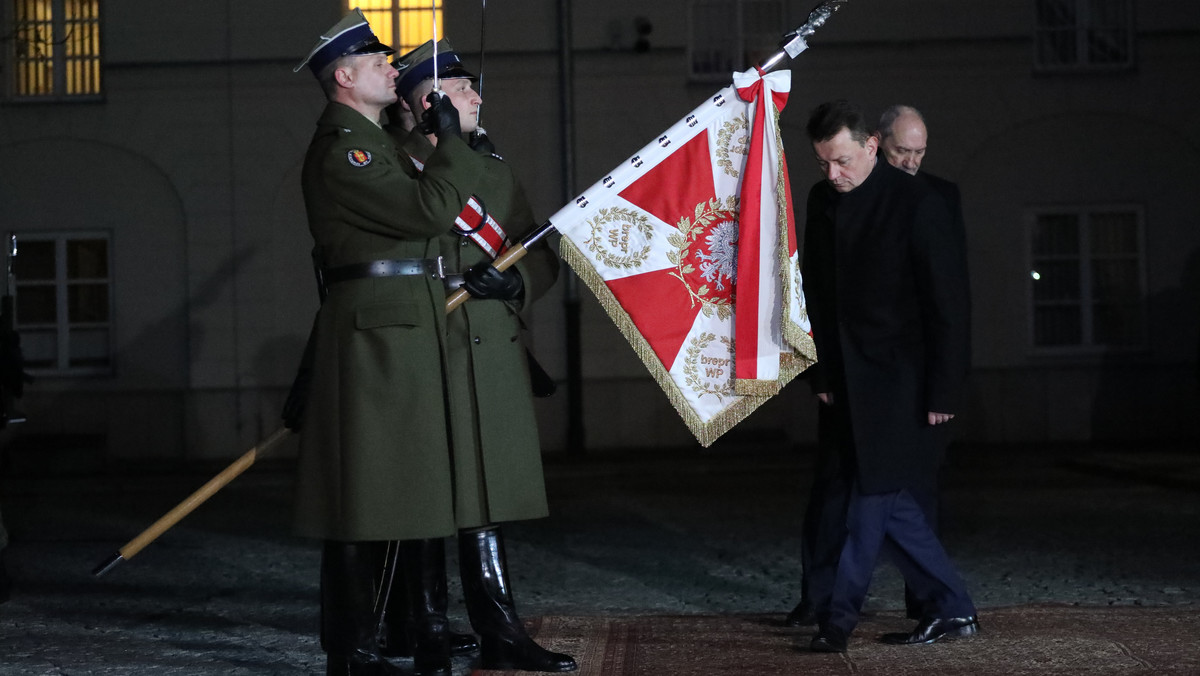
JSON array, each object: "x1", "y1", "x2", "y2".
[{"x1": 475, "y1": 605, "x2": 1200, "y2": 675}]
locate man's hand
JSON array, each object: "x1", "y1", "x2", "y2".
[
  {"x1": 928, "y1": 412, "x2": 955, "y2": 425},
  {"x1": 469, "y1": 129, "x2": 497, "y2": 156},
  {"x1": 462, "y1": 261, "x2": 524, "y2": 301},
  {"x1": 421, "y1": 91, "x2": 461, "y2": 139}
]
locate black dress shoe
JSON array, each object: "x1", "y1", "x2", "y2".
[
  {"x1": 326, "y1": 649, "x2": 408, "y2": 675},
  {"x1": 880, "y1": 616, "x2": 980, "y2": 645},
  {"x1": 809, "y1": 627, "x2": 848, "y2": 653},
  {"x1": 785, "y1": 600, "x2": 816, "y2": 627},
  {"x1": 379, "y1": 629, "x2": 478, "y2": 658},
  {"x1": 481, "y1": 635, "x2": 577, "y2": 672}
]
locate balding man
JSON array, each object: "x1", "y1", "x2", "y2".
[
  {"x1": 876, "y1": 104, "x2": 970, "y2": 623},
  {"x1": 878, "y1": 105, "x2": 966, "y2": 256},
  {"x1": 877, "y1": 104, "x2": 927, "y2": 175}
]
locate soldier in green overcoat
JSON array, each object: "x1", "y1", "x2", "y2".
[
  {"x1": 292, "y1": 12, "x2": 490, "y2": 676},
  {"x1": 370, "y1": 41, "x2": 576, "y2": 673}
]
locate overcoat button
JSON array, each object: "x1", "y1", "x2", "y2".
[{"x1": 473, "y1": 337, "x2": 482, "y2": 344}]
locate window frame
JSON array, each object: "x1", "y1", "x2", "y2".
[
  {"x1": 1033, "y1": 0, "x2": 1135, "y2": 73},
  {"x1": 686, "y1": 0, "x2": 785, "y2": 83},
  {"x1": 350, "y1": 0, "x2": 443, "y2": 58},
  {"x1": 10, "y1": 230, "x2": 115, "y2": 377},
  {"x1": 1025, "y1": 204, "x2": 1147, "y2": 357},
  {"x1": 3, "y1": 0, "x2": 104, "y2": 102}
]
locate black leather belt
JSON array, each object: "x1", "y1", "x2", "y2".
[{"x1": 322, "y1": 257, "x2": 445, "y2": 286}]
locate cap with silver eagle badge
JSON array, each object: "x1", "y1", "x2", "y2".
[{"x1": 295, "y1": 8, "x2": 395, "y2": 76}]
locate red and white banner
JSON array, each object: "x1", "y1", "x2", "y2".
[{"x1": 548, "y1": 68, "x2": 817, "y2": 446}]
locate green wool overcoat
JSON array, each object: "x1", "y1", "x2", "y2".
[
  {"x1": 396, "y1": 129, "x2": 560, "y2": 529},
  {"x1": 293, "y1": 101, "x2": 487, "y2": 542}
]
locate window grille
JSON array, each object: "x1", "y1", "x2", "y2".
[
  {"x1": 11, "y1": 232, "x2": 112, "y2": 374},
  {"x1": 688, "y1": 0, "x2": 784, "y2": 82},
  {"x1": 1034, "y1": 0, "x2": 1133, "y2": 71},
  {"x1": 7, "y1": 0, "x2": 102, "y2": 99},
  {"x1": 353, "y1": 0, "x2": 443, "y2": 57},
  {"x1": 1029, "y1": 207, "x2": 1145, "y2": 351}
]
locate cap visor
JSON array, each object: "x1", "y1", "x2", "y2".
[
  {"x1": 439, "y1": 66, "x2": 477, "y2": 81},
  {"x1": 358, "y1": 40, "x2": 395, "y2": 56}
]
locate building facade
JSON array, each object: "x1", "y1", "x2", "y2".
[{"x1": 0, "y1": 0, "x2": 1196, "y2": 460}]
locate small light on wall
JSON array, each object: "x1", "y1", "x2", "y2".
[{"x1": 1031, "y1": 270, "x2": 1041, "y2": 281}]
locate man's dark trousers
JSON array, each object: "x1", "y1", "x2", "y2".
[{"x1": 823, "y1": 482, "x2": 975, "y2": 635}]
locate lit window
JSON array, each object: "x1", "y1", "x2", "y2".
[
  {"x1": 353, "y1": 0, "x2": 443, "y2": 57},
  {"x1": 7, "y1": 0, "x2": 102, "y2": 99},
  {"x1": 11, "y1": 233, "x2": 113, "y2": 374},
  {"x1": 1034, "y1": 0, "x2": 1133, "y2": 71},
  {"x1": 688, "y1": 0, "x2": 784, "y2": 81},
  {"x1": 1029, "y1": 208, "x2": 1144, "y2": 352}
]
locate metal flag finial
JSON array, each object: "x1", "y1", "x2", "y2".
[
  {"x1": 760, "y1": 0, "x2": 850, "y2": 72},
  {"x1": 797, "y1": 0, "x2": 849, "y2": 38}
]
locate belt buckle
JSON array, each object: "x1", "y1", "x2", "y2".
[{"x1": 433, "y1": 256, "x2": 445, "y2": 279}]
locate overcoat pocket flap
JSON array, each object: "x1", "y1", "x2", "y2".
[{"x1": 355, "y1": 302, "x2": 420, "y2": 329}]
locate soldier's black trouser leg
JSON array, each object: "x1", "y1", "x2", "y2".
[
  {"x1": 396, "y1": 538, "x2": 452, "y2": 676},
  {"x1": 375, "y1": 541, "x2": 478, "y2": 658},
  {"x1": 460, "y1": 525, "x2": 577, "y2": 672},
  {"x1": 320, "y1": 541, "x2": 405, "y2": 676}
]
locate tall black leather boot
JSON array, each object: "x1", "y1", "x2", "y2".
[
  {"x1": 321, "y1": 541, "x2": 405, "y2": 676},
  {"x1": 396, "y1": 539, "x2": 452, "y2": 676},
  {"x1": 376, "y1": 541, "x2": 479, "y2": 658},
  {"x1": 459, "y1": 526, "x2": 577, "y2": 672}
]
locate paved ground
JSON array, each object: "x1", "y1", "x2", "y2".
[{"x1": 1, "y1": 442, "x2": 1198, "y2": 674}]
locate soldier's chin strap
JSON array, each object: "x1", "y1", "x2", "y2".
[
  {"x1": 431, "y1": 0, "x2": 440, "y2": 95},
  {"x1": 476, "y1": 0, "x2": 487, "y2": 129},
  {"x1": 469, "y1": 0, "x2": 488, "y2": 147}
]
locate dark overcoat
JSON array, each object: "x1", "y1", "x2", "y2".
[
  {"x1": 800, "y1": 159, "x2": 970, "y2": 494},
  {"x1": 396, "y1": 130, "x2": 560, "y2": 528},
  {"x1": 293, "y1": 101, "x2": 486, "y2": 542}
]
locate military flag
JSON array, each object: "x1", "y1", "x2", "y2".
[{"x1": 547, "y1": 67, "x2": 817, "y2": 447}]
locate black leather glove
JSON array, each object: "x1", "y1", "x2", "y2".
[
  {"x1": 469, "y1": 129, "x2": 497, "y2": 156},
  {"x1": 420, "y1": 91, "x2": 461, "y2": 139},
  {"x1": 461, "y1": 261, "x2": 524, "y2": 301}
]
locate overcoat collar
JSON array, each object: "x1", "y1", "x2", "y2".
[{"x1": 316, "y1": 101, "x2": 390, "y2": 143}]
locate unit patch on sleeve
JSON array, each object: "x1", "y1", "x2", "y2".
[{"x1": 347, "y1": 149, "x2": 372, "y2": 167}]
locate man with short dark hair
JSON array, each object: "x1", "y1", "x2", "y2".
[
  {"x1": 292, "y1": 11, "x2": 489, "y2": 676},
  {"x1": 798, "y1": 99, "x2": 977, "y2": 653}
]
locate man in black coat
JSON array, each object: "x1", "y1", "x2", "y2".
[
  {"x1": 876, "y1": 103, "x2": 971, "y2": 620},
  {"x1": 876, "y1": 104, "x2": 967, "y2": 257},
  {"x1": 797, "y1": 100, "x2": 976, "y2": 653}
]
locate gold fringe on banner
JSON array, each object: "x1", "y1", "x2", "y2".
[
  {"x1": 772, "y1": 113, "x2": 819, "y2": 360},
  {"x1": 733, "y1": 379, "x2": 783, "y2": 397},
  {"x1": 561, "y1": 239, "x2": 816, "y2": 448}
]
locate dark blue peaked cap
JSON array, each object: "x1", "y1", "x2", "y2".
[
  {"x1": 393, "y1": 39, "x2": 477, "y2": 100},
  {"x1": 295, "y1": 9, "x2": 394, "y2": 76}
]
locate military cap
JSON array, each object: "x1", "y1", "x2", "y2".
[
  {"x1": 295, "y1": 9, "x2": 394, "y2": 76},
  {"x1": 393, "y1": 39, "x2": 477, "y2": 100}
]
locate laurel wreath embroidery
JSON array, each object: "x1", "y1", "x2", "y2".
[
  {"x1": 682, "y1": 332, "x2": 735, "y2": 400},
  {"x1": 583, "y1": 206, "x2": 654, "y2": 270},
  {"x1": 666, "y1": 196, "x2": 739, "y2": 321},
  {"x1": 716, "y1": 114, "x2": 750, "y2": 178}
]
